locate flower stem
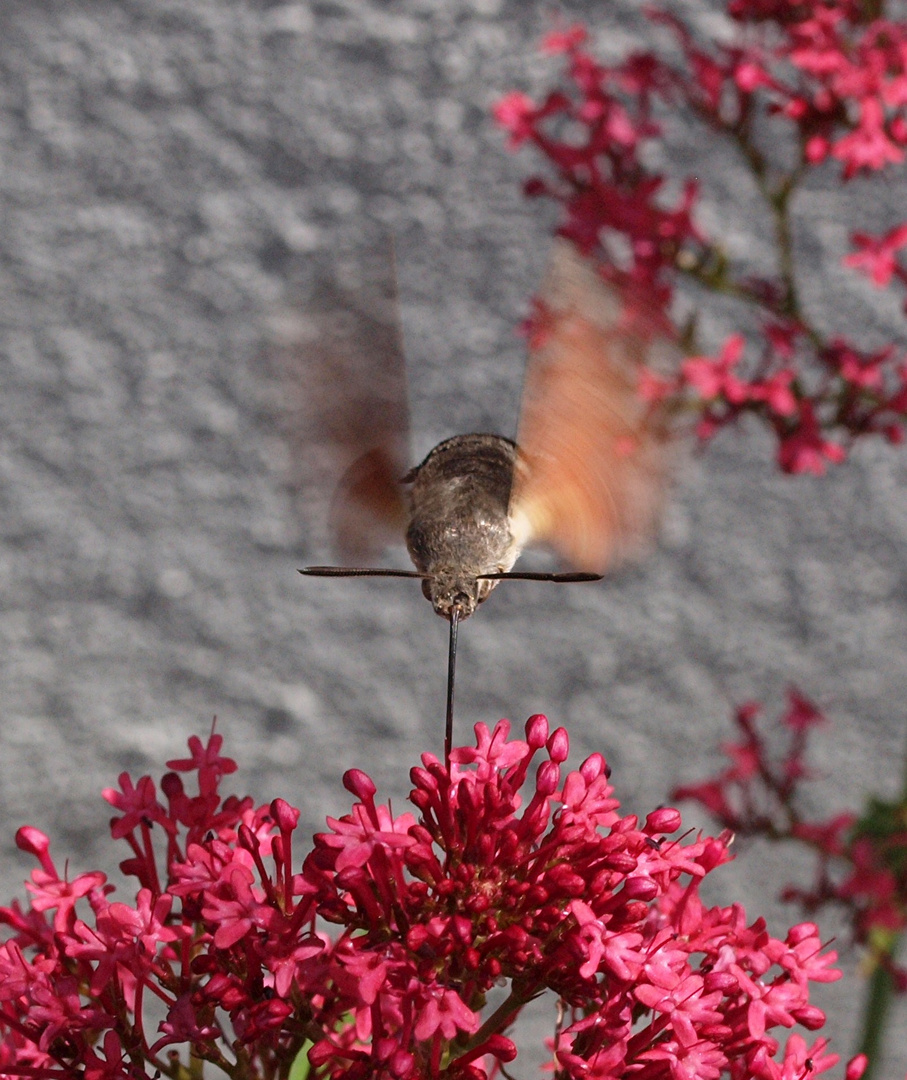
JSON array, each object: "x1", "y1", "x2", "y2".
[
  {"x1": 855, "y1": 718, "x2": 907, "y2": 1077},
  {"x1": 854, "y1": 944, "x2": 899, "y2": 1080},
  {"x1": 456, "y1": 983, "x2": 541, "y2": 1057}
]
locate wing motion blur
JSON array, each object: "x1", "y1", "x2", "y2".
[
  {"x1": 290, "y1": 238, "x2": 677, "y2": 584},
  {"x1": 509, "y1": 240, "x2": 674, "y2": 575},
  {"x1": 272, "y1": 242, "x2": 410, "y2": 561},
  {"x1": 292, "y1": 240, "x2": 677, "y2": 758}
]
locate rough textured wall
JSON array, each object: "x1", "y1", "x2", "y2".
[{"x1": 1, "y1": 0, "x2": 905, "y2": 1072}]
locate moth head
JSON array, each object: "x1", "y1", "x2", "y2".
[{"x1": 421, "y1": 573, "x2": 498, "y2": 620}]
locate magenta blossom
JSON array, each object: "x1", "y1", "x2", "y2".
[
  {"x1": 0, "y1": 721, "x2": 862, "y2": 1079},
  {"x1": 496, "y1": 4, "x2": 907, "y2": 471}
]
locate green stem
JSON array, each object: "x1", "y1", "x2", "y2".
[
  {"x1": 770, "y1": 179, "x2": 799, "y2": 317},
  {"x1": 682, "y1": 101, "x2": 826, "y2": 349},
  {"x1": 855, "y1": 944, "x2": 899, "y2": 1080},
  {"x1": 737, "y1": 133, "x2": 804, "y2": 325},
  {"x1": 902, "y1": 718, "x2": 907, "y2": 798},
  {"x1": 854, "y1": 719, "x2": 907, "y2": 1077}
]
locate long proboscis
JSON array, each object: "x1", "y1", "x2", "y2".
[
  {"x1": 300, "y1": 565, "x2": 602, "y2": 772},
  {"x1": 445, "y1": 606, "x2": 459, "y2": 769}
]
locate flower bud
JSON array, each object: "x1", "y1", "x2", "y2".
[
  {"x1": 160, "y1": 772, "x2": 184, "y2": 799},
  {"x1": 407, "y1": 925, "x2": 429, "y2": 951},
  {"x1": 623, "y1": 876, "x2": 658, "y2": 900},
  {"x1": 15, "y1": 827, "x2": 55, "y2": 875},
  {"x1": 452, "y1": 915, "x2": 473, "y2": 942},
  {"x1": 547, "y1": 726, "x2": 569, "y2": 762},
  {"x1": 486, "y1": 1034, "x2": 517, "y2": 1062},
  {"x1": 343, "y1": 769, "x2": 376, "y2": 800},
  {"x1": 525, "y1": 713, "x2": 549, "y2": 747},
  {"x1": 644, "y1": 808, "x2": 681, "y2": 834},
  {"x1": 547, "y1": 864, "x2": 586, "y2": 894},
  {"x1": 787, "y1": 922, "x2": 819, "y2": 945},
  {"x1": 389, "y1": 1050, "x2": 415, "y2": 1078},
  {"x1": 705, "y1": 971, "x2": 738, "y2": 993},
  {"x1": 535, "y1": 759, "x2": 560, "y2": 796},
  {"x1": 846, "y1": 1054, "x2": 869, "y2": 1080},
  {"x1": 15, "y1": 826, "x2": 50, "y2": 859},
  {"x1": 580, "y1": 753, "x2": 606, "y2": 782},
  {"x1": 237, "y1": 824, "x2": 259, "y2": 855},
  {"x1": 271, "y1": 798, "x2": 299, "y2": 831},
  {"x1": 795, "y1": 1005, "x2": 827, "y2": 1031},
  {"x1": 308, "y1": 1040, "x2": 335, "y2": 1066}
]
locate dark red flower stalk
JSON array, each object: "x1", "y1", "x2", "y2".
[
  {"x1": 495, "y1": 3, "x2": 907, "y2": 473},
  {"x1": 0, "y1": 722, "x2": 863, "y2": 1079}
]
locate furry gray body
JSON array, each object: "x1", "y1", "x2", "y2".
[{"x1": 404, "y1": 433, "x2": 521, "y2": 617}]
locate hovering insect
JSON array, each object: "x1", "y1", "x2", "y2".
[{"x1": 286, "y1": 239, "x2": 675, "y2": 760}]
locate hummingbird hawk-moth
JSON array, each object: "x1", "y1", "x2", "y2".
[{"x1": 286, "y1": 239, "x2": 674, "y2": 759}]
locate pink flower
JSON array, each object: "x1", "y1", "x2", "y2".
[
  {"x1": 777, "y1": 401, "x2": 847, "y2": 474},
  {"x1": 81, "y1": 1030, "x2": 128, "y2": 1080},
  {"x1": 492, "y1": 91, "x2": 538, "y2": 147},
  {"x1": 844, "y1": 222, "x2": 907, "y2": 286},
  {"x1": 682, "y1": 336, "x2": 749, "y2": 403},
  {"x1": 25, "y1": 865, "x2": 106, "y2": 934},
  {"x1": 152, "y1": 993, "x2": 221, "y2": 1051},
  {"x1": 202, "y1": 863, "x2": 269, "y2": 948},
  {"x1": 413, "y1": 986, "x2": 480, "y2": 1041},
  {"x1": 448, "y1": 717, "x2": 531, "y2": 775},
  {"x1": 635, "y1": 972, "x2": 725, "y2": 1046},
  {"x1": 833, "y1": 97, "x2": 905, "y2": 176},
  {"x1": 168, "y1": 728, "x2": 237, "y2": 797},
  {"x1": 750, "y1": 368, "x2": 798, "y2": 416},
  {"x1": 102, "y1": 772, "x2": 169, "y2": 838},
  {"x1": 791, "y1": 813, "x2": 855, "y2": 856},
  {"x1": 638, "y1": 1036, "x2": 726, "y2": 1080},
  {"x1": 782, "y1": 688, "x2": 825, "y2": 732},
  {"x1": 320, "y1": 799, "x2": 417, "y2": 873},
  {"x1": 542, "y1": 23, "x2": 588, "y2": 55},
  {"x1": 0, "y1": 721, "x2": 853, "y2": 1075}
]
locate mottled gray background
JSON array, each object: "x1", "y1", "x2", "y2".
[{"x1": 1, "y1": 0, "x2": 905, "y2": 1073}]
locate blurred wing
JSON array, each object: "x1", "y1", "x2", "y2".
[
  {"x1": 510, "y1": 240, "x2": 675, "y2": 574},
  {"x1": 270, "y1": 242, "x2": 410, "y2": 561},
  {"x1": 329, "y1": 444, "x2": 408, "y2": 561}
]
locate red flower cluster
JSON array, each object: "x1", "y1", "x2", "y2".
[
  {"x1": 495, "y1": 3, "x2": 907, "y2": 474},
  {"x1": 674, "y1": 690, "x2": 907, "y2": 988},
  {"x1": 0, "y1": 722, "x2": 861, "y2": 1079}
]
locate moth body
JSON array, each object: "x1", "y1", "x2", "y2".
[
  {"x1": 294, "y1": 240, "x2": 675, "y2": 625},
  {"x1": 404, "y1": 433, "x2": 523, "y2": 618}
]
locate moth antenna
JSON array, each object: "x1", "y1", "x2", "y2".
[
  {"x1": 299, "y1": 566, "x2": 429, "y2": 579},
  {"x1": 477, "y1": 571, "x2": 603, "y2": 583},
  {"x1": 445, "y1": 605, "x2": 461, "y2": 769}
]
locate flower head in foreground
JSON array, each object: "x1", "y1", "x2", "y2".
[{"x1": 0, "y1": 720, "x2": 861, "y2": 1079}]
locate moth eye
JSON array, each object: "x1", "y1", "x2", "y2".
[{"x1": 421, "y1": 580, "x2": 433, "y2": 602}]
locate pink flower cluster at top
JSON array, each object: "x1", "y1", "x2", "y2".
[
  {"x1": 495, "y1": 2, "x2": 907, "y2": 475},
  {"x1": 0, "y1": 722, "x2": 863, "y2": 1079},
  {"x1": 674, "y1": 689, "x2": 907, "y2": 989}
]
